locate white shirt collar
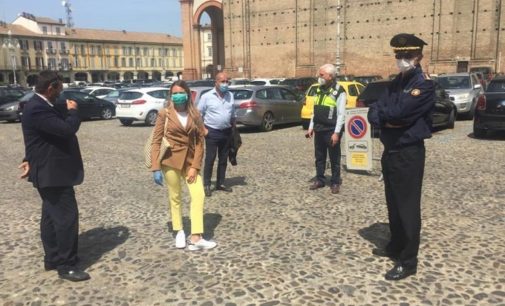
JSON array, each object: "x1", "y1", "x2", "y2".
[{"x1": 35, "y1": 93, "x2": 54, "y2": 107}]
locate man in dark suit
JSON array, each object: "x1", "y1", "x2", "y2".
[{"x1": 18, "y1": 71, "x2": 90, "y2": 282}]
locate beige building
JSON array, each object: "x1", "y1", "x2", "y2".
[
  {"x1": 180, "y1": 0, "x2": 505, "y2": 79},
  {"x1": 0, "y1": 12, "x2": 183, "y2": 86},
  {"x1": 200, "y1": 25, "x2": 214, "y2": 79}
]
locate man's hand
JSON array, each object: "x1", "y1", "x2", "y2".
[
  {"x1": 66, "y1": 99, "x2": 78, "y2": 110},
  {"x1": 204, "y1": 127, "x2": 209, "y2": 136},
  {"x1": 186, "y1": 168, "x2": 198, "y2": 184},
  {"x1": 18, "y1": 161, "x2": 30, "y2": 179},
  {"x1": 305, "y1": 128, "x2": 314, "y2": 139},
  {"x1": 331, "y1": 133, "x2": 340, "y2": 147}
]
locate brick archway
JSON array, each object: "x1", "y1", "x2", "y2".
[{"x1": 180, "y1": 0, "x2": 224, "y2": 80}]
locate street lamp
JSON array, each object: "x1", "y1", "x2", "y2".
[{"x1": 2, "y1": 30, "x2": 20, "y2": 85}]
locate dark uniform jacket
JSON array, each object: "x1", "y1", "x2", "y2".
[
  {"x1": 368, "y1": 66, "x2": 435, "y2": 150},
  {"x1": 21, "y1": 94, "x2": 84, "y2": 188}
]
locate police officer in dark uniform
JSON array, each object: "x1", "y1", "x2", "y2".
[{"x1": 368, "y1": 34, "x2": 435, "y2": 281}]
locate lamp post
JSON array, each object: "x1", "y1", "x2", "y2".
[{"x1": 2, "y1": 30, "x2": 20, "y2": 85}]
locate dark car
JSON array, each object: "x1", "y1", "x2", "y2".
[
  {"x1": 0, "y1": 87, "x2": 27, "y2": 122},
  {"x1": 279, "y1": 77, "x2": 317, "y2": 96},
  {"x1": 54, "y1": 90, "x2": 116, "y2": 120},
  {"x1": 473, "y1": 76, "x2": 505, "y2": 138},
  {"x1": 354, "y1": 75, "x2": 383, "y2": 85},
  {"x1": 356, "y1": 80, "x2": 457, "y2": 132}
]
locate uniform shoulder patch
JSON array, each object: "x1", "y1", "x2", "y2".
[
  {"x1": 332, "y1": 90, "x2": 339, "y2": 96},
  {"x1": 411, "y1": 89, "x2": 421, "y2": 96}
]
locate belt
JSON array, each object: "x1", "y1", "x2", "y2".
[{"x1": 206, "y1": 125, "x2": 232, "y2": 132}]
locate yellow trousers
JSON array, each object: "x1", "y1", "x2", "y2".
[{"x1": 162, "y1": 166, "x2": 204, "y2": 234}]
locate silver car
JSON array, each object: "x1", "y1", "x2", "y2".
[
  {"x1": 437, "y1": 73, "x2": 483, "y2": 119},
  {"x1": 230, "y1": 86, "x2": 303, "y2": 131}
]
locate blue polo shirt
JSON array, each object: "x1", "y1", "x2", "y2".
[{"x1": 197, "y1": 87, "x2": 235, "y2": 130}]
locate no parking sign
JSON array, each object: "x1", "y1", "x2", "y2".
[{"x1": 344, "y1": 108, "x2": 372, "y2": 171}]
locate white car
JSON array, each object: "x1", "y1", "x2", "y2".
[
  {"x1": 80, "y1": 86, "x2": 116, "y2": 99},
  {"x1": 250, "y1": 78, "x2": 284, "y2": 86},
  {"x1": 116, "y1": 87, "x2": 170, "y2": 126}
]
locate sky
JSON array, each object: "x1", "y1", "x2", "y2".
[{"x1": 0, "y1": 0, "x2": 185, "y2": 36}]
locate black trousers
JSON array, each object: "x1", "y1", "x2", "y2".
[
  {"x1": 381, "y1": 143, "x2": 425, "y2": 267},
  {"x1": 37, "y1": 186, "x2": 79, "y2": 270},
  {"x1": 204, "y1": 126, "x2": 231, "y2": 187},
  {"x1": 314, "y1": 130, "x2": 342, "y2": 185}
]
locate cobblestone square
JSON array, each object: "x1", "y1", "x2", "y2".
[{"x1": 0, "y1": 120, "x2": 504, "y2": 305}]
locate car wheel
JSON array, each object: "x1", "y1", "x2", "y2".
[
  {"x1": 260, "y1": 112, "x2": 275, "y2": 132},
  {"x1": 120, "y1": 119, "x2": 133, "y2": 126},
  {"x1": 101, "y1": 107, "x2": 113, "y2": 120},
  {"x1": 473, "y1": 124, "x2": 486, "y2": 138},
  {"x1": 447, "y1": 108, "x2": 455, "y2": 129},
  {"x1": 145, "y1": 111, "x2": 158, "y2": 126}
]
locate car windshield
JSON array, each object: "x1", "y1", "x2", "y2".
[
  {"x1": 118, "y1": 92, "x2": 143, "y2": 100},
  {"x1": 437, "y1": 76, "x2": 471, "y2": 89},
  {"x1": 250, "y1": 81, "x2": 266, "y2": 85},
  {"x1": 486, "y1": 80, "x2": 505, "y2": 92},
  {"x1": 81, "y1": 89, "x2": 93, "y2": 94},
  {"x1": 230, "y1": 89, "x2": 253, "y2": 100},
  {"x1": 280, "y1": 79, "x2": 296, "y2": 86}
]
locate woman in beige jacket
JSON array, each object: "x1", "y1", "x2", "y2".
[{"x1": 150, "y1": 80, "x2": 216, "y2": 251}]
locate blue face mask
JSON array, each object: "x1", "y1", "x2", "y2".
[
  {"x1": 219, "y1": 84, "x2": 229, "y2": 93},
  {"x1": 171, "y1": 92, "x2": 188, "y2": 105}
]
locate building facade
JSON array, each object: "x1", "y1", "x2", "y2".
[
  {"x1": 181, "y1": 0, "x2": 505, "y2": 79},
  {"x1": 200, "y1": 25, "x2": 214, "y2": 79},
  {"x1": 0, "y1": 13, "x2": 183, "y2": 86}
]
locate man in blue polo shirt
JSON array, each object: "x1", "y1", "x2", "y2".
[{"x1": 198, "y1": 72, "x2": 235, "y2": 197}]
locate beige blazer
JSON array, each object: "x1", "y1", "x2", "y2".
[{"x1": 150, "y1": 105, "x2": 204, "y2": 173}]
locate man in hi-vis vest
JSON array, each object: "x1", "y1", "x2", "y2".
[{"x1": 306, "y1": 64, "x2": 346, "y2": 194}]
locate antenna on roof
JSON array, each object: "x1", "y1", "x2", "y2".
[{"x1": 61, "y1": 0, "x2": 74, "y2": 28}]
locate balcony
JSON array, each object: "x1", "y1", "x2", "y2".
[
  {"x1": 45, "y1": 49, "x2": 57, "y2": 55},
  {"x1": 59, "y1": 49, "x2": 70, "y2": 55}
]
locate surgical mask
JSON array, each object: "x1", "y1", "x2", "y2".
[
  {"x1": 396, "y1": 59, "x2": 415, "y2": 73},
  {"x1": 318, "y1": 77, "x2": 327, "y2": 86},
  {"x1": 171, "y1": 92, "x2": 188, "y2": 105},
  {"x1": 219, "y1": 84, "x2": 229, "y2": 93}
]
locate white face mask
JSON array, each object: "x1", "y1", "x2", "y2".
[
  {"x1": 396, "y1": 59, "x2": 415, "y2": 73},
  {"x1": 318, "y1": 77, "x2": 327, "y2": 86}
]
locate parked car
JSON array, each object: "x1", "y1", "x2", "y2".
[
  {"x1": 186, "y1": 80, "x2": 215, "y2": 87},
  {"x1": 0, "y1": 87, "x2": 27, "y2": 122},
  {"x1": 356, "y1": 80, "x2": 457, "y2": 131},
  {"x1": 230, "y1": 85, "x2": 303, "y2": 131},
  {"x1": 80, "y1": 86, "x2": 116, "y2": 99},
  {"x1": 230, "y1": 78, "x2": 251, "y2": 86},
  {"x1": 54, "y1": 90, "x2": 116, "y2": 120},
  {"x1": 116, "y1": 87, "x2": 170, "y2": 126},
  {"x1": 300, "y1": 81, "x2": 366, "y2": 129},
  {"x1": 473, "y1": 76, "x2": 505, "y2": 138},
  {"x1": 0, "y1": 91, "x2": 35, "y2": 122},
  {"x1": 279, "y1": 77, "x2": 317, "y2": 97},
  {"x1": 103, "y1": 88, "x2": 139, "y2": 105},
  {"x1": 470, "y1": 66, "x2": 494, "y2": 82},
  {"x1": 354, "y1": 75, "x2": 383, "y2": 85},
  {"x1": 190, "y1": 86, "x2": 213, "y2": 106},
  {"x1": 249, "y1": 78, "x2": 283, "y2": 86},
  {"x1": 437, "y1": 73, "x2": 483, "y2": 119}
]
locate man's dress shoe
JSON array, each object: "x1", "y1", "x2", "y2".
[
  {"x1": 204, "y1": 185, "x2": 212, "y2": 197},
  {"x1": 330, "y1": 184, "x2": 340, "y2": 194},
  {"x1": 215, "y1": 185, "x2": 232, "y2": 192},
  {"x1": 385, "y1": 263, "x2": 417, "y2": 281},
  {"x1": 309, "y1": 181, "x2": 325, "y2": 190},
  {"x1": 58, "y1": 269, "x2": 91, "y2": 282}
]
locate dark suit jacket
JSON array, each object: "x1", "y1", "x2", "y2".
[{"x1": 21, "y1": 94, "x2": 84, "y2": 188}]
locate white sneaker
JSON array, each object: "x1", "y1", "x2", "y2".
[
  {"x1": 187, "y1": 238, "x2": 217, "y2": 251},
  {"x1": 175, "y1": 230, "x2": 186, "y2": 249}
]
